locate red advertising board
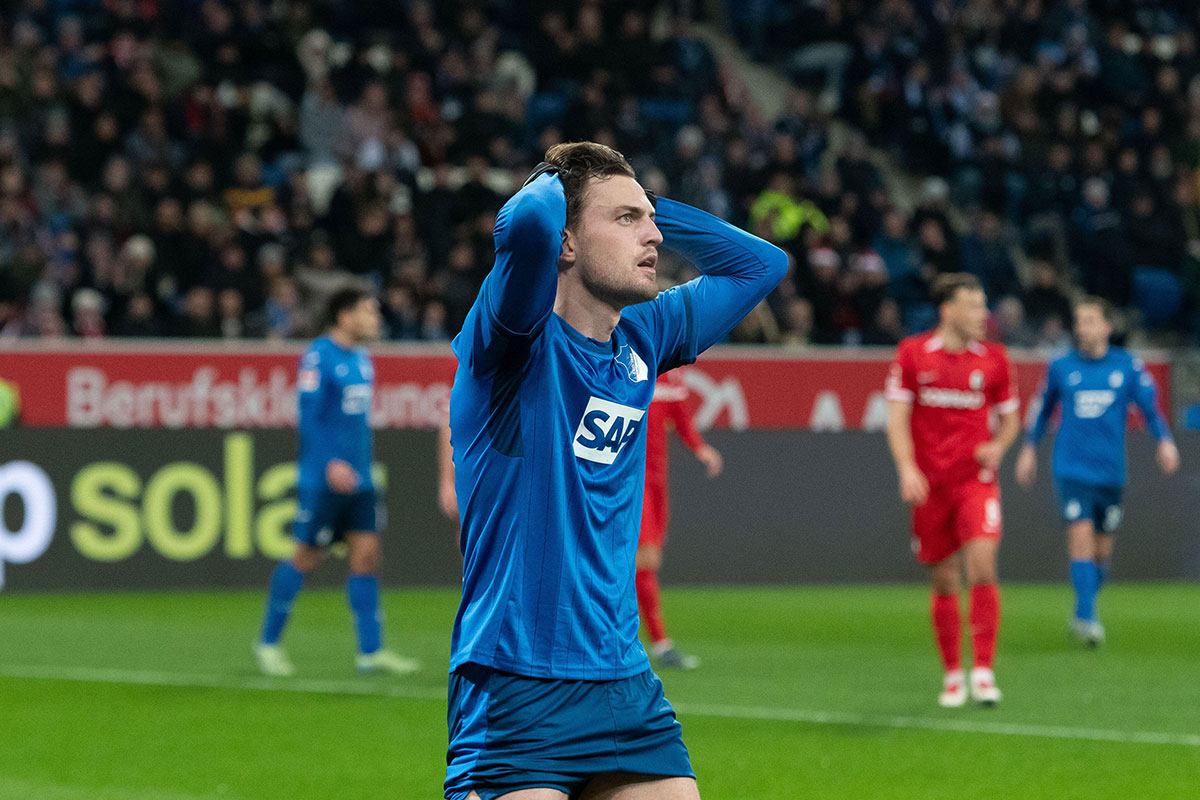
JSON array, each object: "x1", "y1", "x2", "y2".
[{"x1": 0, "y1": 342, "x2": 1171, "y2": 431}]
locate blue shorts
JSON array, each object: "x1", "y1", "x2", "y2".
[
  {"x1": 293, "y1": 487, "x2": 379, "y2": 547},
  {"x1": 444, "y1": 663, "x2": 694, "y2": 800},
  {"x1": 1055, "y1": 478, "x2": 1124, "y2": 533}
]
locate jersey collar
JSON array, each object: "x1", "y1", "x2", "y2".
[{"x1": 925, "y1": 335, "x2": 985, "y2": 356}]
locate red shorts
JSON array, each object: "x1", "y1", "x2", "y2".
[
  {"x1": 639, "y1": 474, "x2": 668, "y2": 547},
  {"x1": 911, "y1": 479, "x2": 1002, "y2": 564}
]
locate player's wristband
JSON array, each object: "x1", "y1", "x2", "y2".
[{"x1": 523, "y1": 162, "x2": 564, "y2": 187}]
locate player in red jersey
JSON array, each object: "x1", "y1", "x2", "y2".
[
  {"x1": 885, "y1": 273, "x2": 1020, "y2": 707},
  {"x1": 637, "y1": 369, "x2": 723, "y2": 669}
]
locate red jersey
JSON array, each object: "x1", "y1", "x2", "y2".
[
  {"x1": 645, "y1": 371, "x2": 706, "y2": 482},
  {"x1": 886, "y1": 331, "x2": 1018, "y2": 487}
]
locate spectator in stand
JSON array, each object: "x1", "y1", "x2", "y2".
[
  {"x1": 962, "y1": 210, "x2": 1021, "y2": 305},
  {"x1": 2, "y1": 0, "x2": 1197, "y2": 342}
]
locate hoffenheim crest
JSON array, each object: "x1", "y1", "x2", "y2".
[
  {"x1": 969, "y1": 370, "x2": 984, "y2": 390},
  {"x1": 616, "y1": 344, "x2": 649, "y2": 383},
  {"x1": 1109, "y1": 370, "x2": 1124, "y2": 388}
]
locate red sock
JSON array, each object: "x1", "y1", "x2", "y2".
[
  {"x1": 930, "y1": 593, "x2": 962, "y2": 672},
  {"x1": 636, "y1": 569, "x2": 667, "y2": 644},
  {"x1": 970, "y1": 583, "x2": 1000, "y2": 669}
]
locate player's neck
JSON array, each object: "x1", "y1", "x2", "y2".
[
  {"x1": 554, "y1": 277, "x2": 621, "y2": 342},
  {"x1": 935, "y1": 325, "x2": 974, "y2": 353},
  {"x1": 328, "y1": 328, "x2": 357, "y2": 349},
  {"x1": 1079, "y1": 342, "x2": 1108, "y2": 360}
]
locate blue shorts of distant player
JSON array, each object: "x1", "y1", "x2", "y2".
[
  {"x1": 1055, "y1": 478, "x2": 1124, "y2": 533},
  {"x1": 444, "y1": 663, "x2": 694, "y2": 799},
  {"x1": 292, "y1": 487, "x2": 379, "y2": 546}
]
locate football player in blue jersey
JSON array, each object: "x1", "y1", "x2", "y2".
[
  {"x1": 444, "y1": 142, "x2": 787, "y2": 800},
  {"x1": 1015, "y1": 297, "x2": 1179, "y2": 646},
  {"x1": 254, "y1": 288, "x2": 419, "y2": 677}
]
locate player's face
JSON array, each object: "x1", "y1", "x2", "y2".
[
  {"x1": 944, "y1": 288, "x2": 987, "y2": 342},
  {"x1": 346, "y1": 297, "x2": 382, "y2": 343},
  {"x1": 564, "y1": 175, "x2": 662, "y2": 309},
  {"x1": 1074, "y1": 304, "x2": 1112, "y2": 351}
]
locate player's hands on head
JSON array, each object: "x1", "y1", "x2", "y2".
[
  {"x1": 1157, "y1": 440, "x2": 1180, "y2": 475},
  {"x1": 1015, "y1": 444, "x2": 1037, "y2": 488},
  {"x1": 523, "y1": 161, "x2": 564, "y2": 187},
  {"x1": 696, "y1": 444, "x2": 723, "y2": 478},
  {"x1": 326, "y1": 459, "x2": 359, "y2": 494},
  {"x1": 898, "y1": 463, "x2": 930, "y2": 506},
  {"x1": 974, "y1": 440, "x2": 1006, "y2": 472}
]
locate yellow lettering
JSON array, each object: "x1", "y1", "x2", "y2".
[
  {"x1": 69, "y1": 463, "x2": 142, "y2": 562},
  {"x1": 143, "y1": 464, "x2": 222, "y2": 561}
]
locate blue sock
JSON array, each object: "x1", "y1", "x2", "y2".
[
  {"x1": 1095, "y1": 559, "x2": 1111, "y2": 588},
  {"x1": 260, "y1": 562, "x2": 304, "y2": 644},
  {"x1": 1070, "y1": 559, "x2": 1097, "y2": 621},
  {"x1": 347, "y1": 574, "x2": 382, "y2": 655}
]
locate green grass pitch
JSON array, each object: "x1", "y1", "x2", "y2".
[{"x1": 1, "y1": 583, "x2": 1197, "y2": 799}]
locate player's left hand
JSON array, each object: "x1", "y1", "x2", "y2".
[
  {"x1": 974, "y1": 440, "x2": 1006, "y2": 471},
  {"x1": 1157, "y1": 440, "x2": 1180, "y2": 475},
  {"x1": 696, "y1": 444, "x2": 723, "y2": 478}
]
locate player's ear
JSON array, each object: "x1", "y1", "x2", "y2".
[{"x1": 559, "y1": 227, "x2": 577, "y2": 270}]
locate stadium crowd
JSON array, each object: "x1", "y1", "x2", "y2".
[{"x1": 0, "y1": 0, "x2": 1197, "y2": 348}]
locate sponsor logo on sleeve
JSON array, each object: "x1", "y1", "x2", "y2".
[{"x1": 298, "y1": 369, "x2": 320, "y2": 392}]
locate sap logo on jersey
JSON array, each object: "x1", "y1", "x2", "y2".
[
  {"x1": 574, "y1": 396, "x2": 646, "y2": 464},
  {"x1": 341, "y1": 384, "x2": 372, "y2": 415},
  {"x1": 1074, "y1": 389, "x2": 1115, "y2": 419}
]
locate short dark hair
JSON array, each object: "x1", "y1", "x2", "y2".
[
  {"x1": 543, "y1": 141, "x2": 636, "y2": 229},
  {"x1": 930, "y1": 273, "x2": 983, "y2": 307},
  {"x1": 327, "y1": 287, "x2": 372, "y2": 328},
  {"x1": 1074, "y1": 295, "x2": 1114, "y2": 322}
]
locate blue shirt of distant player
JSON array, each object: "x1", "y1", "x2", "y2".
[
  {"x1": 449, "y1": 173, "x2": 786, "y2": 681},
  {"x1": 296, "y1": 336, "x2": 374, "y2": 490},
  {"x1": 1027, "y1": 347, "x2": 1170, "y2": 487}
]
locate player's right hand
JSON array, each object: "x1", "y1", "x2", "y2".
[
  {"x1": 696, "y1": 444, "x2": 723, "y2": 478},
  {"x1": 898, "y1": 464, "x2": 929, "y2": 506},
  {"x1": 326, "y1": 459, "x2": 359, "y2": 494},
  {"x1": 1015, "y1": 445, "x2": 1037, "y2": 488}
]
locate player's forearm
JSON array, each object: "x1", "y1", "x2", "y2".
[
  {"x1": 992, "y1": 412, "x2": 1021, "y2": 452},
  {"x1": 437, "y1": 420, "x2": 455, "y2": 480},
  {"x1": 885, "y1": 403, "x2": 918, "y2": 472},
  {"x1": 1027, "y1": 390, "x2": 1056, "y2": 445},
  {"x1": 654, "y1": 197, "x2": 788, "y2": 351},
  {"x1": 485, "y1": 173, "x2": 565, "y2": 334},
  {"x1": 668, "y1": 400, "x2": 706, "y2": 451},
  {"x1": 1136, "y1": 389, "x2": 1172, "y2": 441}
]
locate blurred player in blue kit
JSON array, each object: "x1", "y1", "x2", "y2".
[
  {"x1": 1016, "y1": 297, "x2": 1179, "y2": 646},
  {"x1": 254, "y1": 288, "x2": 419, "y2": 677},
  {"x1": 444, "y1": 142, "x2": 786, "y2": 799}
]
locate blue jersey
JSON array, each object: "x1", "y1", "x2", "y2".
[
  {"x1": 449, "y1": 173, "x2": 786, "y2": 680},
  {"x1": 296, "y1": 335, "x2": 375, "y2": 490},
  {"x1": 1027, "y1": 347, "x2": 1170, "y2": 487}
]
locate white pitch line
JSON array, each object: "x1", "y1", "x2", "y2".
[
  {"x1": 0, "y1": 663, "x2": 446, "y2": 701},
  {"x1": 2, "y1": 664, "x2": 1198, "y2": 748},
  {"x1": 671, "y1": 702, "x2": 1200, "y2": 748}
]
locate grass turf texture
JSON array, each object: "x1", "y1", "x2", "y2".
[{"x1": 0, "y1": 584, "x2": 1196, "y2": 799}]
